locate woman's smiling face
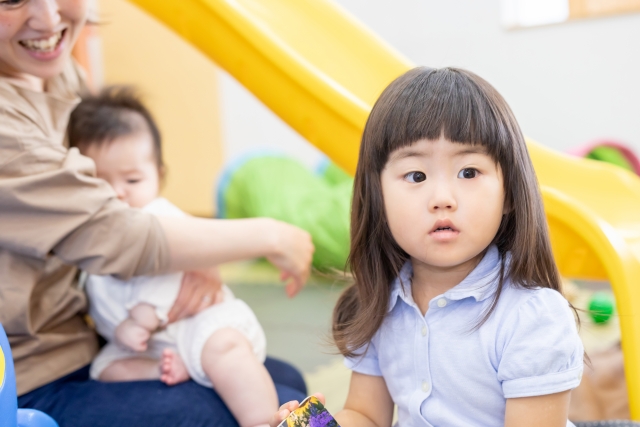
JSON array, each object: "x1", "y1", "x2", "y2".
[{"x1": 0, "y1": 0, "x2": 88, "y2": 82}]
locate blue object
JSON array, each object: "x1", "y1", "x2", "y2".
[
  {"x1": 0, "y1": 324, "x2": 59, "y2": 427},
  {"x1": 18, "y1": 359, "x2": 305, "y2": 426}
]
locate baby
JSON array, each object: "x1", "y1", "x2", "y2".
[{"x1": 68, "y1": 86, "x2": 276, "y2": 427}]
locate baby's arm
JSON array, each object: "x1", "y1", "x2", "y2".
[
  {"x1": 114, "y1": 303, "x2": 160, "y2": 352},
  {"x1": 271, "y1": 372, "x2": 393, "y2": 427},
  {"x1": 504, "y1": 391, "x2": 571, "y2": 427}
]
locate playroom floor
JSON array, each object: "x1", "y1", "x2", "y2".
[{"x1": 221, "y1": 262, "x2": 621, "y2": 415}]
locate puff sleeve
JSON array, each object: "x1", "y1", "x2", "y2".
[
  {"x1": 497, "y1": 288, "x2": 584, "y2": 398},
  {"x1": 344, "y1": 340, "x2": 383, "y2": 377}
]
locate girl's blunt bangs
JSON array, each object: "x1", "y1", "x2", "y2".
[{"x1": 365, "y1": 67, "x2": 515, "y2": 173}]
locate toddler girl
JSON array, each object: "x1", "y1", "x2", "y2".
[
  {"x1": 272, "y1": 67, "x2": 584, "y2": 427},
  {"x1": 69, "y1": 87, "x2": 280, "y2": 427}
]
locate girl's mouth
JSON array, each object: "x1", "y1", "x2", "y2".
[
  {"x1": 429, "y1": 220, "x2": 459, "y2": 241},
  {"x1": 19, "y1": 29, "x2": 66, "y2": 55}
]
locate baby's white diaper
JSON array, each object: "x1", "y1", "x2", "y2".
[
  {"x1": 87, "y1": 272, "x2": 183, "y2": 341},
  {"x1": 90, "y1": 290, "x2": 266, "y2": 388}
]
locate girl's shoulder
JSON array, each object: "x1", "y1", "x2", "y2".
[
  {"x1": 495, "y1": 284, "x2": 579, "y2": 342},
  {"x1": 495, "y1": 285, "x2": 584, "y2": 397},
  {"x1": 501, "y1": 283, "x2": 574, "y2": 317}
]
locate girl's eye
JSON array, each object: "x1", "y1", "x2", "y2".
[
  {"x1": 405, "y1": 171, "x2": 426, "y2": 183},
  {"x1": 127, "y1": 179, "x2": 141, "y2": 184},
  {"x1": 458, "y1": 168, "x2": 478, "y2": 179}
]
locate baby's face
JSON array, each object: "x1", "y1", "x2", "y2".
[{"x1": 83, "y1": 131, "x2": 161, "y2": 208}]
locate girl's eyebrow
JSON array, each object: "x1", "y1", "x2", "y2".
[
  {"x1": 389, "y1": 149, "x2": 426, "y2": 162},
  {"x1": 390, "y1": 145, "x2": 487, "y2": 162},
  {"x1": 454, "y1": 146, "x2": 488, "y2": 156}
]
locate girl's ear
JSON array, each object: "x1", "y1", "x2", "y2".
[{"x1": 502, "y1": 197, "x2": 513, "y2": 215}]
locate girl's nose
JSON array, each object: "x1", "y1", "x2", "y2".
[
  {"x1": 429, "y1": 184, "x2": 457, "y2": 212},
  {"x1": 29, "y1": 0, "x2": 62, "y2": 32}
]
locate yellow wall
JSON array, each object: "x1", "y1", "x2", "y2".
[{"x1": 99, "y1": 0, "x2": 221, "y2": 217}]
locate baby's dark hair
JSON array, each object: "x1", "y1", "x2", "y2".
[{"x1": 68, "y1": 86, "x2": 164, "y2": 170}]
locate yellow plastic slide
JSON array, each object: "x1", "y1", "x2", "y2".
[{"x1": 128, "y1": 0, "x2": 640, "y2": 416}]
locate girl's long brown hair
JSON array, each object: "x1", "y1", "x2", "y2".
[{"x1": 333, "y1": 67, "x2": 563, "y2": 357}]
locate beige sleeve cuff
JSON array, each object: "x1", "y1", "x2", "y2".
[{"x1": 54, "y1": 205, "x2": 171, "y2": 279}]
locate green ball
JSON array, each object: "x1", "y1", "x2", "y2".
[{"x1": 588, "y1": 291, "x2": 615, "y2": 324}]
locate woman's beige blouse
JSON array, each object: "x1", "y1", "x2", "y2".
[{"x1": 0, "y1": 62, "x2": 170, "y2": 395}]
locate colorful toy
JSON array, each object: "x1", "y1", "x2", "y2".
[
  {"x1": 0, "y1": 324, "x2": 59, "y2": 427},
  {"x1": 589, "y1": 292, "x2": 616, "y2": 324},
  {"x1": 277, "y1": 396, "x2": 339, "y2": 427}
]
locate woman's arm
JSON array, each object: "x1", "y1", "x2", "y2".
[
  {"x1": 504, "y1": 391, "x2": 571, "y2": 427},
  {"x1": 158, "y1": 216, "x2": 314, "y2": 294}
]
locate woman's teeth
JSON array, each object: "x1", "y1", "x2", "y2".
[{"x1": 20, "y1": 32, "x2": 62, "y2": 52}]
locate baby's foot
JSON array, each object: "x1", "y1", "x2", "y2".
[
  {"x1": 160, "y1": 348, "x2": 190, "y2": 386},
  {"x1": 115, "y1": 318, "x2": 151, "y2": 352}
]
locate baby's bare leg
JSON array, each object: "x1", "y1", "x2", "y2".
[
  {"x1": 202, "y1": 328, "x2": 277, "y2": 427},
  {"x1": 99, "y1": 357, "x2": 160, "y2": 382},
  {"x1": 114, "y1": 303, "x2": 160, "y2": 352}
]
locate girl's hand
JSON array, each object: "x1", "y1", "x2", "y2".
[
  {"x1": 266, "y1": 220, "x2": 314, "y2": 298},
  {"x1": 167, "y1": 266, "x2": 223, "y2": 323},
  {"x1": 269, "y1": 393, "x2": 326, "y2": 427}
]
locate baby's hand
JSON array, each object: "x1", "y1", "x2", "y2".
[
  {"x1": 266, "y1": 220, "x2": 314, "y2": 298},
  {"x1": 269, "y1": 394, "x2": 326, "y2": 427}
]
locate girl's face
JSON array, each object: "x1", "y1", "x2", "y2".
[
  {"x1": 381, "y1": 137, "x2": 506, "y2": 272},
  {"x1": 0, "y1": 0, "x2": 88, "y2": 82}
]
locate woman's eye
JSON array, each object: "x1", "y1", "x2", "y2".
[
  {"x1": 127, "y1": 179, "x2": 140, "y2": 184},
  {"x1": 0, "y1": 0, "x2": 26, "y2": 7},
  {"x1": 405, "y1": 171, "x2": 426, "y2": 183},
  {"x1": 458, "y1": 168, "x2": 478, "y2": 179}
]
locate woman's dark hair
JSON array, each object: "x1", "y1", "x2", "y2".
[
  {"x1": 333, "y1": 67, "x2": 563, "y2": 357},
  {"x1": 67, "y1": 86, "x2": 164, "y2": 170}
]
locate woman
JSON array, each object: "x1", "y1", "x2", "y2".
[{"x1": 0, "y1": 0, "x2": 313, "y2": 425}]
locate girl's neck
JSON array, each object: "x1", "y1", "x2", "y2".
[{"x1": 410, "y1": 250, "x2": 486, "y2": 315}]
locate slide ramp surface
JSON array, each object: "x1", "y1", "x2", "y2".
[{"x1": 127, "y1": 0, "x2": 640, "y2": 416}]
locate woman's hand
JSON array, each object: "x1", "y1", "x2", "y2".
[
  {"x1": 159, "y1": 216, "x2": 314, "y2": 297},
  {"x1": 269, "y1": 393, "x2": 326, "y2": 427},
  {"x1": 266, "y1": 220, "x2": 314, "y2": 298},
  {"x1": 167, "y1": 266, "x2": 223, "y2": 323}
]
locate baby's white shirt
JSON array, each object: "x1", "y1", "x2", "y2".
[{"x1": 86, "y1": 198, "x2": 185, "y2": 341}]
